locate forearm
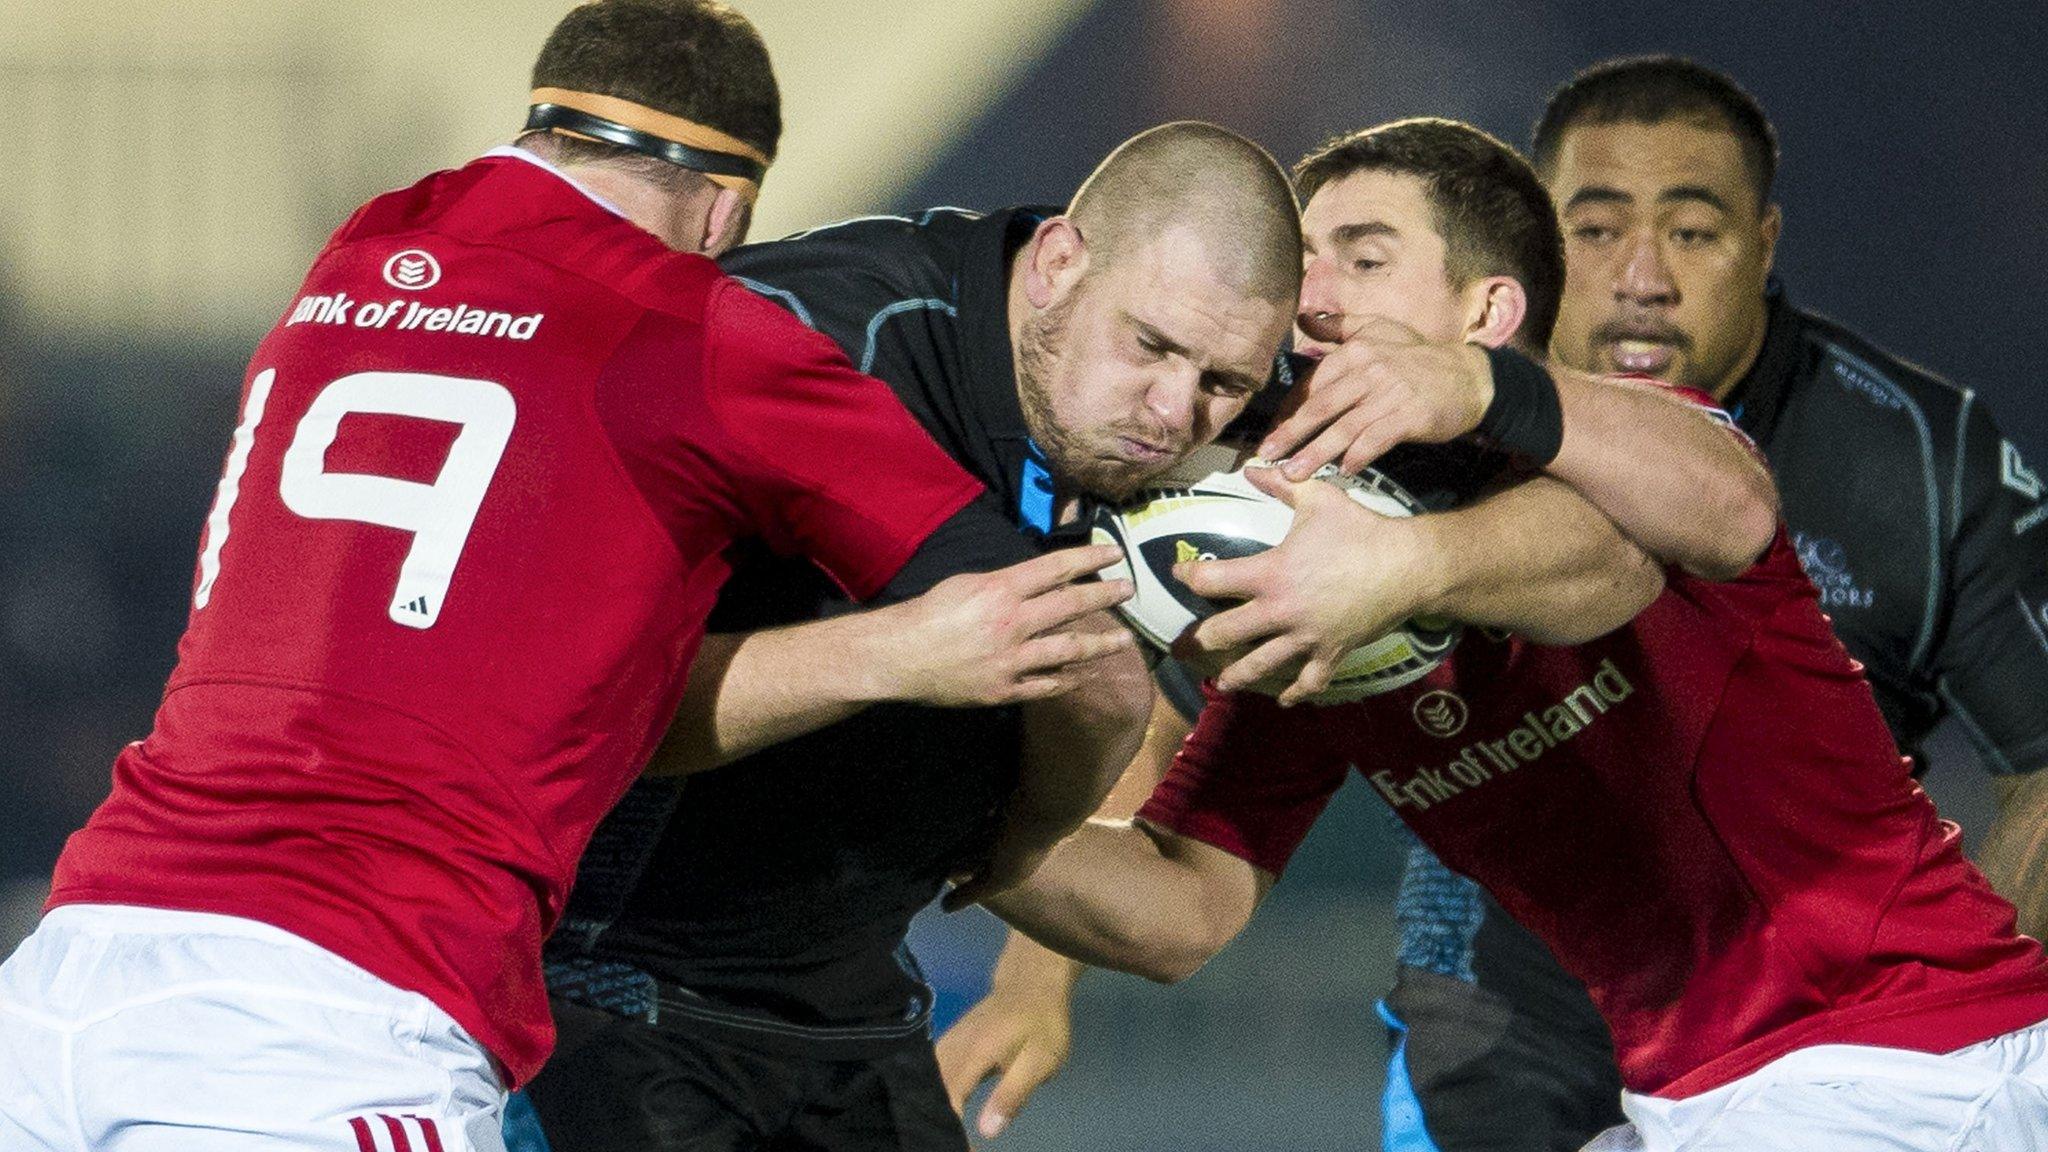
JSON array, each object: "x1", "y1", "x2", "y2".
[
  {"x1": 651, "y1": 547, "x2": 1140, "y2": 778},
  {"x1": 1974, "y1": 774, "x2": 2048, "y2": 939},
  {"x1": 648, "y1": 615, "x2": 899, "y2": 777},
  {"x1": 1009, "y1": 631, "x2": 1154, "y2": 829},
  {"x1": 1099, "y1": 688, "x2": 1191, "y2": 816},
  {"x1": 985, "y1": 820, "x2": 1227, "y2": 983},
  {"x1": 987, "y1": 688, "x2": 1191, "y2": 990},
  {"x1": 1412, "y1": 476, "x2": 1664, "y2": 645},
  {"x1": 986, "y1": 929, "x2": 1086, "y2": 1001},
  {"x1": 1547, "y1": 368, "x2": 1779, "y2": 579}
]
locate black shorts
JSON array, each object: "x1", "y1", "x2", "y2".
[
  {"x1": 1381, "y1": 891, "x2": 1624, "y2": 1152},
  {"x1": 517, "y1": 997, "x2": 970, "y2": 1152}
]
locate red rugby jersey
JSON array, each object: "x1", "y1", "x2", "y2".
[
  {"x1": 1143, "y1": 529, "x2": 2048, "y2": 1097},
  {"x1": 47, "y1": 150, "x2": 980, "y2": 1086}
]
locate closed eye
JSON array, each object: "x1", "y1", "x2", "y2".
[{"x1": 1201, "y1": 371, "x2": 1263, "y2": 400}]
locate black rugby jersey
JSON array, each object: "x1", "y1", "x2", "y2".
[
  {"x1": 729, "y1": 207, "x2": 1060, "y2": 530},
  {"x1": 1732, "y1": 282, "x2": 2048, "y2": 774},
  {"x1": 551, "y1": 208, "x2": 1050, "y2": 1050}
]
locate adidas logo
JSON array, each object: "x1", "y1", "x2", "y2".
[{"x1": 402, "y1": 596, "x2": 431, "y2": 616}]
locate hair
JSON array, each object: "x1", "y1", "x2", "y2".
[
  {"x1": 1067, "y1": 121, "x2": 1302, "y2": 303},
  {"x1": 525, "y1": 0, "x2": 780, "y2": 182},
  {"x1": 1294, "y1": 117, "x2": 1564, "y2": 348},
  {"x1": 1530, "y1": 55, "x2": 1778, "y2": 206}
]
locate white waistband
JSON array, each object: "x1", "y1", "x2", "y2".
[{"x1": 42, "y1": 904, "x2": 335, "y2": 955}]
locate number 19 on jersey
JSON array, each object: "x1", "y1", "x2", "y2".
[{"x1": 194, "y1": 368, "x2": 517, "y2": 629}]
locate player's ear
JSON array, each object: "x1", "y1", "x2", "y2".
[
  {"x1": 1758, "y1": 202, "x2": 1783, "y2": 273},
  {"x1": 699, "y1": 187, "x2": 752, "y2": 257},
  {"x1": 1462, "y1": 275, "x2": 1527, "y2": 349},
  {"x1": 1024, "y1": 217, "x2": 1089, "y2": 309}
]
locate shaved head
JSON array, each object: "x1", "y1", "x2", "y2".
[{"x1": 1068, "y1": 121, "x2": 1302, "y2": 304}]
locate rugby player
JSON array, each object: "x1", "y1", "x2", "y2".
[
  {"x1": 973, "y1": 119, "x2": 2048, "y2": 1151},
  {"x1": 0, "y1": 3, "x2": 1139, "y2": 1148},
  {"x1": 1378, "y1": 56, "x2": 2048, "y2": 1152},
  {"x1": 511, "y1": 115, "x2": 1759, "y2": 1150},
  {"x1": 510, "y1": 123, "x2": 1299, "y2": 1152}
]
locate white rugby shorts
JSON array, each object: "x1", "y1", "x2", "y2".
[
  {"x1": 1583, "y1": 1019, "x2": 2048, "y2": 1152},
  {"x1": 0, "y1": 904, "x2": 507, "y2": 1151}
]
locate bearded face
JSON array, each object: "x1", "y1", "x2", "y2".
[
  {"x1": 1013, "y1": 237, "x2": 1286, "y2": 503},
  {"x1": 1016, "y1": 285, "x2": 1171, "y2": 501}
]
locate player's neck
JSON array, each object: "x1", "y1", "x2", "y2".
[{"x1": 553, "y1": 161, "x2": 709, "y2": 255}]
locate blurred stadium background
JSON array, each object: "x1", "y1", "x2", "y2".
[{"x1": 2, "y1": 1, "x2": 2041, "y2": 1147}]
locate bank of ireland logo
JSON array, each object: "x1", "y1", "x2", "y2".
[
  {"x1": 382, "y1": 248, "x2": 441, "y2": 291},
  {"x1": 1412, "y1": 689, "x2": 1468, "y2": 738}
]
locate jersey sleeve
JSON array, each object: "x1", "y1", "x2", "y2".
[
  {"x1": 700, "y1": 279, "x2": 982, "y2": 600},
  {"x1": 1252, "y1": 353, "x2": 1518, "y2": 512},
  {"x1": 1137, "y1": 684, "x2": 1350, "y2": 877},
  {"x1": 1375, "y1": 440, "x2": 1518, "y2": 512},
  {"x1": 1930, "y1": 399, "x2": 2048, "y2": 774}
]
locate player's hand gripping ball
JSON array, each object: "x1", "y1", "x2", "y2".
[{"x1": 1089, "y1": 445, "x2": 1459, "y2": 703}]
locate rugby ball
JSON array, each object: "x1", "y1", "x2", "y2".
[{"x1": 1090, "y1": 445, "x2": 1459, "y2": 703}]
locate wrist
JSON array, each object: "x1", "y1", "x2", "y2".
[
  {"x1": 1474, "y1": 346, "x2": 1564, "y2": 466},
  {"x1": 993, "y1": 932, "x2": 1086, "y2": 995},
  {"x1": 1403, "y1": 514, "x2": 1462, "y2": 622},
  {"x1": 840, "y1": 604, "x2": 917, "y2": 704}
]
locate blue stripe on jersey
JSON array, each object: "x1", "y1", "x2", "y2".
[
  {"x1": 1377, "y1": 1000, "x2": 1446, "y2": 1152},
  {"x1": 1019, "y1": 443, "x2": 1055, "y2": 534},
  {"x1": 502, "y1": 1090, "x2": 554, "y2": 1152},
  {"x1": 1392, "y1": 838, "x2": 1483, "y2": 982},
  {"x1": 731, "y1": 275, "x2": 816, "y2": 329},
  {"x1": 860, "y1": 298, "x2": 958, "y2": 373},
  {"x1": 543, "y1": 955, "x2": 658, "y2": 1020},
  {"x1": 1816, "y1": 342, "x2": 1943, "y2": 669}
]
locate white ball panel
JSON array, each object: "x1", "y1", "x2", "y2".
[{"x1": 1094, "y1": 462, "x2": 1460, "y2": 703}]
